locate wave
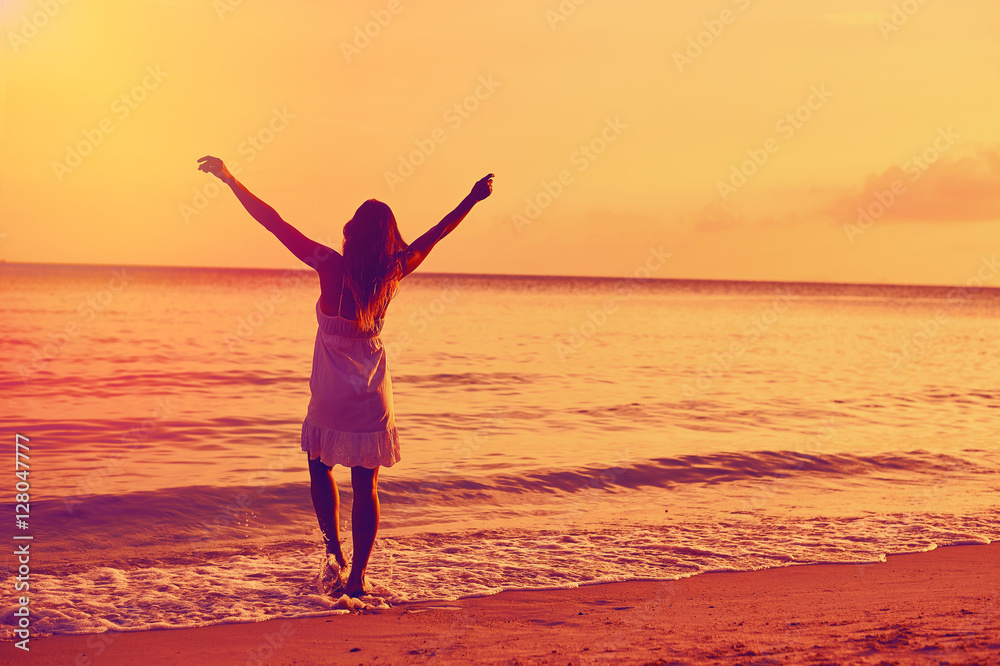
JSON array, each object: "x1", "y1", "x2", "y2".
[
  {"x1": 394, "y1": 371, "x2": 536, "y2": 387},
  {"x1": 379, "y1": 448, "x2": 992, "y2": 499},
  {"x1": 0, "y1": 369, "x2": 307, "y2": 395},
  {"x1": 16, "y1": 448, "x2": 992, "y2": 555}
]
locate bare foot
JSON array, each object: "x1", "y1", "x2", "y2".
[
  {"x1": 327, "y1": 573, "x2": 346, "y2": 597},
  {"x1": 345, "y1": 574, "x2": 371, "y2": 598},
  {"x1": 319, "y1": 554, "x2": 346, "y2": 596}
]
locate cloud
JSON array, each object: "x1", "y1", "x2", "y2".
[
  {"x1": 827, "y1": 147, "x2": 1000, "y2": 224},
  {"x1": 690, "y1": 202, "x2": 744, "y2": 232}
]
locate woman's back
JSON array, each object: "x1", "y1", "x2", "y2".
[{"x1": 317, "y1": 264, "x2": 392, "y2": 323}]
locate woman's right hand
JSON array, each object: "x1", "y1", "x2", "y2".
[
  {"x1": 470, "y1": 173, "x2": 494, "y2": 202},
  {"x1": 197, "y1": 155, "x2": 235, "y2": 185}
]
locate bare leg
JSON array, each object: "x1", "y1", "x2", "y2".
[
  {"x1": 307, "y1": 454, "x2": 347, "y2": 568},
  {"x1": 345, "y1": 465, "x2": 380, "y2": 597}
]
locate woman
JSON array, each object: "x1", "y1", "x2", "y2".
[{"x1": 197, "y1": 155, "x2": 493, "y2": 597}]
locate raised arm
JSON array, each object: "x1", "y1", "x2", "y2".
[
  {"x1": 400, "y1": 173, "x2": 494, "y2": 279},
  {"x1": 197, "y1": 155, "x2": 336, "y2": 270}
]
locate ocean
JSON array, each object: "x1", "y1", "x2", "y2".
[{"x1": 1, "y1": 262, "x2": 998, "y2": 637}]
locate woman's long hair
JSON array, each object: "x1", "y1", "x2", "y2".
[{"x1": 342, "y1": 199, "x2": 407, "y2": 331}]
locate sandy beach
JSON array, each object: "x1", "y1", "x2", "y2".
[{"x1": 20, "y1": 543, "x2": 997, "y2": 665}]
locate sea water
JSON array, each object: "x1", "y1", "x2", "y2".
[{"x1": 1, "y1": 262, "x2": 997, "y2": 636}]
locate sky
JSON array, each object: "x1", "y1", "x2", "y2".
[{"x1": 1, "y1": 0, "x2": 998, "y2": 285}]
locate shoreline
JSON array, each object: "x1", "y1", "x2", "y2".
[{"x1": 17, "y1": 542, "x2": 999, "y2": 665}]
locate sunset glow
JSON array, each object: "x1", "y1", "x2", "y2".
[
  {"x1": 2, "y1": 0, "x2": 999, "y2": 284},
  {"x1": 5, "y1": 3, "x2": 1000, "y2": 658}
]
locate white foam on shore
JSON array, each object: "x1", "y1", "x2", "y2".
[{"x1": 1, "y1": 510, "x2": 994, "y2": 639}]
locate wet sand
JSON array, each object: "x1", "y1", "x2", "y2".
[{"x1": 23, "y1": 543, "x2": 999, "y2": 665}]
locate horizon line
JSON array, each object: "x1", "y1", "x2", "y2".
[{"x1": 1, "y1": 259, "x2": 997, "y2": 292}]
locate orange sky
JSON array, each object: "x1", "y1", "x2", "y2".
[{"x1": 2, "y1": 0, "x2": 998, "y2": 285}]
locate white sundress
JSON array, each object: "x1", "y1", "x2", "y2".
[{"x1": 300, "y1": 281, "x2": 400, "y2": 469}]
